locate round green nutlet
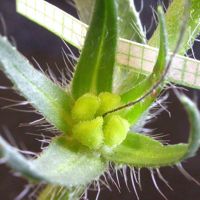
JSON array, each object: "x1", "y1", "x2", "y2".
[
  {"x1": 103, "y1": 115, "x2": 130, "y2": 147},
  {"x1": 72, "y1": 117, "x2": 104, "y2": 150},
  {"x1": 71, "y1": 93, "x2": 100, "y2": 121},
  {"x1": 97, "y1": 92, "x2": 121, "y2": 115}
]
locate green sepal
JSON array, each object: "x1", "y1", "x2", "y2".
[
  {"x1": 0, "y1": 36, "x2": 72, "y2": 134},
  {"x1": 97, "y1": 92, "x2": 121, "y2": 115},
  {"x1": 102, "y1": 132, "x2": 188, "y2": 168},
  {"x1": 72, "y1": 117, "x2": 104, "y2": 150},
  {"x1": 71, "y1": 93, "x2": 100, "y2": 121},
  {"x1": 0, "y1": 136, "x2": 107, "y2": 187},
  {"x1": 103, "y1": 115, "x2": 129, "y2": 147},
  {"x1": 120, "y1": 6, "x2": 167, "y2": 103},
  {"x1": 149, "y1": 0, "x2": 200, "y2": 55},
  {"x1": 102, "y1": 95, "x2": 200, "y2": 168},
  {"x1": 121, "y1": 93, "x2": 160, "y2": 125},
  {"x1": 32, "y1": 136, "x2": 107, "y2": 187},
  {"x1": 72, "y1": 0, "x2": 118, "y2": 99}
]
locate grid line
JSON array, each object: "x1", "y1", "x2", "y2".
[{"x1": 16, "y1": 0, "x2": 200, "y2": 90}]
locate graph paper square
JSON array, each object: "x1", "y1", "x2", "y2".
[
  {"x1": 117, "y1": 54, "x2": 129, "y2": 66},
  {"x1": 54, "y1": 23, "x2": 62, "y2": 34},
  {"x1": 184, "y1": 72, "x2": 196, "y2": 84},
  {"x1": 129, "y1": 44, "x2": 143, "y2": 57},
  {"x1": 64, "y1": 16, "x2": 73, "y2": 29},
  {"x1": 64, "y1": 28, "x2": 72, "y2": 38},
  {"x1": 54, "y1": 8, "x2": 64, "y2": 22},
  {"x1": 129, "y1": 57, "x2": 142, "y2": 70},
  {"x1": 35, "y1": 0, "x2": 45, "y2": 13},
  {"x1": 118, "y1": 40, "x2": 130, "y2": 55},
  {"x1": 44, "y1": 16, "x2": 53, "y2": 28},
  {"x1": 170, "y1": 68, "x2": 182, "y2": 80},
  {"x1": 143, "y1": 60, "x2": 155, "y2": 72},
  {"x1": 171, "y1": 57, "x2": 185, "y2": 70},
  {"x1": 143, "y1": 48, "x2": 158, "y2": 62},
  {"x1": 45, "y1": 3, "x2": 54, "y2": 18},
  {"x1": 186, "y1": 60, "x2": 198, "y2": 73}
]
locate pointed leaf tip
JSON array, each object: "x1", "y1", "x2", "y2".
[
  {"x1": 179, "y1": 95, "x2": 200, "y2": 160},
  {"x1": 149, "y1": 0, "x2": 199, "y2": 55}
]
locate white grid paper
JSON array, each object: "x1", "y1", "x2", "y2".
[{"x1": 16, "y1": 0, "x2": 200, "y2": 90}]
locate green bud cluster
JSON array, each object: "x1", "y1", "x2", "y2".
[{"x1": 71, "y1": 92, "x2": 130, "y2": 150}]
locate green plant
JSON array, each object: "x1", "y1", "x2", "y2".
[{"x1": 0, "y1": 0, "x2": 200, "y2": 199}]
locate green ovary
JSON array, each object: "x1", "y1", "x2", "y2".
[
  {"x1": 97, "y1": 92, "x2": 121, "y2": 115},
  {"x1": 73, "y1": 117, "x2": 104, "y2": 150},
  {"x1": 71, "y1": 93, "x2": 100, "y2": 121},
  {"x1": 103, "y1": 115, "x2": 130, "y2": 147},
  {"x1": 71, "y1": 92, "x2": 130, "y2": 149}
]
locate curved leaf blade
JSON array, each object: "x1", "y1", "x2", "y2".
[
  {"x1": 180, "y1": 95, "x2": 200, "y2": 159},
  {"x1": 120, "y1": 6, "x2": 167, "y2": 103},
  {"x1": 119, "y1": 7, "x2": 167, "y2": 125},
  {"x1": 103, "y1": 95, "x2": 200, "y2": 168},
  {"x1": 72, "y1": 0, "x2": 118, "y2": 99},
  {"x1": 0, "y1": 136, "x2": 107, "y2": 187},
  {"x1": 0, "y1": 36, "x2": 72, "y2": 133},
  {"x1": 121, "y1": 94, "x2": 160, "y2": 125},
  {"x1": 102, "y1": 132, "x2": 187, "y2": 168}
]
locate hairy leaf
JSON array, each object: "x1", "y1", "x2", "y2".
[
  {"x1": 102, "y1": 132, "x2": 187, "y2": 168},
  {"x1": 121, "y1": 94, "x2": 159, "y2": 125},
  {"x1": 32, "y1": 136, "x2": 107, "y2": 187},
  {"x1": 0, "y1": 36, "x2": 72, "y2": 133},
  {"x1": 72, "y1": 0, "x2": 118, "y2": 99},
  {"x1": 103, "y1": 95, "x2": 200, "y2": 167},
  {"x1": 149, "y1": 0, "x2": 200, "y2": 55},
  {"x1": 120, "y1": 6, "x2": 167, "y2": 124},
  {"x1": 0, "y1": 136, "x2": 43, "y2": 181},
  {"x1": 0, "y1": 136, "x2": 107, "y2": 187},
  {"x1": 121, "y1": 6, "x2": 167, "y2": 103}
]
